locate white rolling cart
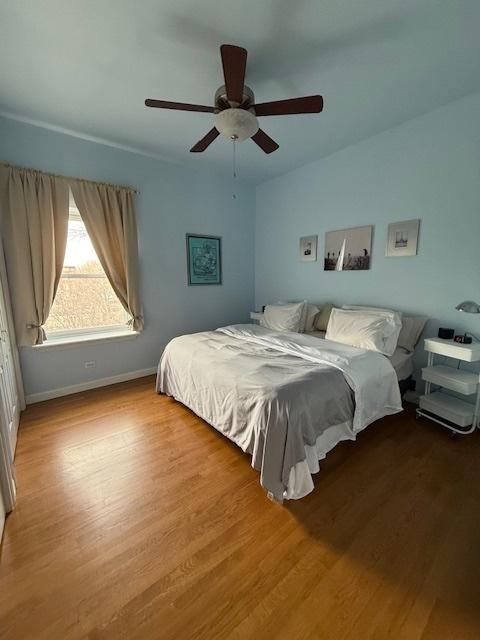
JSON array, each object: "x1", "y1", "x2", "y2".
[{"x1": 416, "y1": 337, "x2": 480, "y2": 435}]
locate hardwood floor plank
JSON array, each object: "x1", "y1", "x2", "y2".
[{"x1": 1, "y1": 376, "x2": 480, "y2": 639}]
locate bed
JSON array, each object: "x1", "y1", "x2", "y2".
[{"x1": 157, "y1": 323, "x2": 403, "y2": 502}]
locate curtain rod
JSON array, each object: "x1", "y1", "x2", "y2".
[{"x1": 0, "y1": 161, "x2": 139, "y2": 194}]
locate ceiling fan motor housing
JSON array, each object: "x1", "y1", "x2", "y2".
[{"x1": 214, "y1": 84, "x2": 255, "y2": 110}]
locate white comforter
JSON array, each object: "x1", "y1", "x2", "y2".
[{"x1": 157, "y1": 324, "x2": 402, "y2": 500}]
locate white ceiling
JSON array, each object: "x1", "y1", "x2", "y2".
[{"x1": 1, "y1": 0, "x2": 480, "y2": 184}]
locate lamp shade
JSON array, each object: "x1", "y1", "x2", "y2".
[
  {"x1": 214, "y1": 108, "x2": 259, "y2": 142},
  {"x1": 455, "y1": 300, "x2": 480, "y2": 313}
]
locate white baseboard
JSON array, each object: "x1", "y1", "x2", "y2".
[{"x1": 25, "y1": 366, "x2": 157, "y2": 404}]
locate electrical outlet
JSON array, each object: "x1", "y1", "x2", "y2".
[{"x1": 84, "y1": 361, "x2": 96, "y2": 369}]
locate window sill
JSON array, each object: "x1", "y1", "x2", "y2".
[{"x1": 29, "y1": 329, "x2": 140, "y2": 351}]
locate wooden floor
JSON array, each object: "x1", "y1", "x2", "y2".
[{"x1": 1, "y1": 377, "x2": 480, "y2": 639}]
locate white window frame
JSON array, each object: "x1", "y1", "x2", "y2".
[{"x1": 43, "y1": 197, "x2": 133, "y2": 345}]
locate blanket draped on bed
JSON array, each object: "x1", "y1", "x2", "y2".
[{"x1": 157, "y1": 324, "x2": 402, "y2": 501}]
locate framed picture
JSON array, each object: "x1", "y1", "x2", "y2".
[
  {"x1": 186, "y1": 233, "x2": 222, "y2": 285},
  {"x1": 386, "y1": 219, "x2": 420, "y2": 257},
  {"x1": 324, "y1": 225, "x2": 373, "y2": 271},
  {"x1": 299, "y1": 235, "x2": 317, "y2": 262}
]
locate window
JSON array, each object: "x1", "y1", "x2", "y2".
[{"x1": 44, "y1": 193, "x2": 129, "y2": 338}]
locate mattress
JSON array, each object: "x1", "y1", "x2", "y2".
[
  {"x1": 305, "y1": 331, "x2": 413, "y2": 381},
  {"x1": 389, "y1": 347, "x2": 414, "y2": 381}
]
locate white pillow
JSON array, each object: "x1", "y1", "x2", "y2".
[
  {"x1": 272, "y1": 300, "x2": 309, "y2": 331},
  {"x1": 341, "y1": 305, "x2": 402, "y2": 352},
  {"x1": 397, "y1": 316, "x2": 428, "y2": 352},
  {"x1": 326, "y1": 308, "x2": 401, "y2": 356},
  {"x1": 261, "y1": 301, "x2": 306, "y2": 333},
  {"x1": 342, "y1": 304, "x2": 403, "y2": 321}
]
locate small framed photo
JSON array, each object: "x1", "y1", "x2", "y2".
[
  {"x1": 299, "y1": 235, "x2": 317, "y2": 262},
  {"x1": 386, "y1": 219, "x2": 420, "y2": 257},
  {"x1": 186, "y1": 234, "x2": 222, "y2": 285}
]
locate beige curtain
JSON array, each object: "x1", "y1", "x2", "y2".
[
  {"x1": 0, "y1": 166, "x2": 69, "y2": 345},
  {"x1": 70, "y1": 181, "x2": 143, "y2": 331}
]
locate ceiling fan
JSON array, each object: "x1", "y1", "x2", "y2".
[{"x1": 145, "y1": 44, "x2": 323, "y2": 154}]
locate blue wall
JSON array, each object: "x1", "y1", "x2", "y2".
[
  {"x1": 0, "y1": 117, "x2": 255, "y2": 396},
  {"x1": 2, "y1": 90, "x2": 480, "y2": 396},
  {"x1": 255, "y1": 92, "x2": 480, "y2": 377}
]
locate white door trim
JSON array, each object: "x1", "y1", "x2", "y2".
[
  {"x1": 0, "y1": 411, "x2": 15, "y2": 515},
  {"x1": 0, "y1": 242, "x2": 25, "y2": 413}
]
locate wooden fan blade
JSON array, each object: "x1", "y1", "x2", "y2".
[
  {"x1": 220, "y1": 44, "x2": 247, "y2": 105},
  {"x1": 190, "y1": 127, "x2": 220, "y2": 153},
  {"x1": 254, "y1": 95, "x2": 323, "y2": 116},
  {"x1": 145, "y1": 99, "x2": 215, "y2": 113},
  {"x1": 251, "y1": 129, "x2": 279, "y2": 154}
]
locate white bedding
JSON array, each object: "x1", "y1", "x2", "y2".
[
  {"x1": 286, "y1": 346, "x2": 410, "y2": 498},
  {"x1": 218, "y1": 325, "x2": 401, "y2": 431},
  {"x1": 158, "y1": 324, "x2": 402, "y2": 501},
  {"x1": 306, "y1": 331, "x2": 413, "y2": 381}
]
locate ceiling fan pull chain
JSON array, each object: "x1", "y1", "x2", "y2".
[{"x1": 232, "y1": 138, "x2": 237, "y2": 199}]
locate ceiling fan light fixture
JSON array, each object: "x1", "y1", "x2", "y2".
[
  {"x1": 214, "y1": 108, "x2": 259, "y2": 142},
  {"x1": 456, "y1": 300, "x2": 480, "y2": 313}
]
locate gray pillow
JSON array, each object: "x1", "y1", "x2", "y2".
[
  {"x1": 397, "y1": 316, "x2": 428, "y2": 352},
  {"x1": 314, "y1": 303, "x2": 334, "y2": 331},
  {"x1": 304, "y1": 304, "x2": 320, "y2": 332}
]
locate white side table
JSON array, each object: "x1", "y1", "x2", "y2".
[{"x1": 416, "y1": 337, "x2": 480, "y2": 435}]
